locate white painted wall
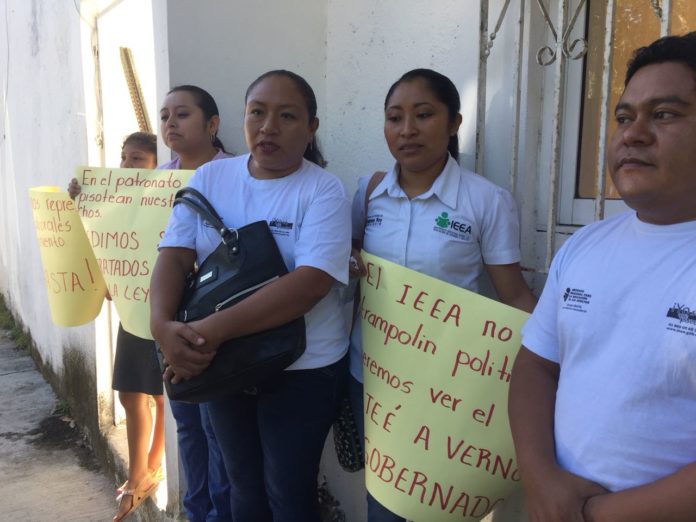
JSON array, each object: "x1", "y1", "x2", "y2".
[
  {"x1": 164, "y1": 0, "x2": 327, "y2": 160},
  {"x1": 0, "y1": 0, "x2": 96, "y2": 371},
  {"x1": 97, "y1": 0, "x2": 159, "y2": 167},
  {"x1": 324, "y1": 0, "x2": 481, "y2": 197}
]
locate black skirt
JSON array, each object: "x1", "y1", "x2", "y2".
[{"x1": 112, "y1": 324, "x2": 163, "y2": 396}]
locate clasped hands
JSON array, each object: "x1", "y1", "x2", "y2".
[
  {"x1": 156, "y1": 319, "x2": 219, "y2": 384},
  {"x1": 524, "y1": 465, "x2": 609, "y2": 522}
]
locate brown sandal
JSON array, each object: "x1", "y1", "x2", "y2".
[
  {"x1": 115, "y1": 480, "x2": 128, "y2": 496},
  {"x1": 112, "y1": 475, "x2": 159, "y2": 521},
  {"x1": 116, "y1": 466, "x2": 163, "y2": 496}
]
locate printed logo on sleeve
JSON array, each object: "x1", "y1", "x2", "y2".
[
  {"x1": 666, "y1": 303, "x2": 696, "y2": 337},
  {"x1": 561, "y1": 287, "x2": 592, "y2": 313},
  {"x1": 269, "y1": 218, "x2": 294, "y2": 237},
  {"x1": 433, "y1": 212, "x2": 472, "y2": 241},
  {"x1": 366, "y1": 214, "x2": 383, "y2": 228}
]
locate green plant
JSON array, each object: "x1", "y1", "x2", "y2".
[
  {"x1": 54, "y1": 399, "x2": 71, "y2": 416},
  {"x1": 11, "y1": 325, "x2": 32, "y2": 351},
  {"x1": 0, "y1": 293, "x2": 13, "y2": 329},
  {"x1": 0, "y1": 292, "x2": 32, "y2": 351}
]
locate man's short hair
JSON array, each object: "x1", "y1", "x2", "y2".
[{"x1": 625, "y1": 31, "x2": 696, "y2": 86}]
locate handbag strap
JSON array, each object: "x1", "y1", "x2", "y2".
[
  {"x1": 354, "y1": 171, "x2": 386, "y2": 250},
  {"x1": 350, "y1": 170, "x2": 386, "y2": 328},
  {"x1": 174, "y1": 187, "x2": 238, "y2": 249}
]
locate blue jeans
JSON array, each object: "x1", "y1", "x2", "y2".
[
  {"x1": 208, "y1": 355, "x2": 348, "y2": 522},
  {"x1": 170, "y1": 400, "x2": 232, "y2": 522},
  {"x1": 349, "y1": 375, "x2": 406, "y2": 522}
]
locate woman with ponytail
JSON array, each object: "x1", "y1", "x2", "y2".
[
  {"x1": 347, "y1": 69, "x2": 536, "y2": 522},
  {"x1": 151, "y1": 70, "x2": 351, "y2": 521},
  {"x1": 154, "y1": 85, "x2": 233, "y2": 522}
]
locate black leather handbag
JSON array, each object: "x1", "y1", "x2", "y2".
[{"x1": 158, "y1": 187, "x2": 306, "y2": 403}]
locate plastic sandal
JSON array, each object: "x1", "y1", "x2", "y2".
[
  {"x1": 112, "y1": 475, "x2": 159, "y2": 521},
  {"x1": 116, "y1": 466, "x2": 162, "y2": 496},
  {"x1": 115, "y1": 480, "x2": 128, "y2": 497}
]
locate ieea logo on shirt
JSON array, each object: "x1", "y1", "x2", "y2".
[
  {"x1": 269, "y1": 218, "x2": 294, "y2": 237},
  {"x1": 433, "y1": 212, "x2": 472, "y2": 241}
]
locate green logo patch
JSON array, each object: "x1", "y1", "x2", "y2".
[{"x1": 435, "y1": 212, "x2": 450, "y2": 228}]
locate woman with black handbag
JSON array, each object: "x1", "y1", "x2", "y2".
[{"x1": 151, "y1": 70, "x2": 351, "y2": 522}]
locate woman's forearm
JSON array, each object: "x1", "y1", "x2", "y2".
[
  {"x1": 149, "y1": 247, "x2": 196, "y2": 337},
  {"x1": 193, "y1": 265, "x2": 334, "y2": 346}
]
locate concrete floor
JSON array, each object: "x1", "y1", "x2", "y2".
[{"x1": 0, "y1": 330, "x2": 120, "y2": 522}]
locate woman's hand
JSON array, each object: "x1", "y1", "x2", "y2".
[
  {"x1": 186, "y1": 317, "x2": 222, "y2": 355},
  {"x1": 155, "y1": 320, "x2": 215, "y2": 383},
  {"x1": 349, "y1": 247, "x2": 367, "y2": 279},
  {"x1": 485, "y1": 262, "x2": 537, "y2": 313},
  {"x1": 67, "y1": 178, "x2": 82, "y2": 200},
  {"x1": 524, "y1": 466, "x2": 608, "y2": 522}
]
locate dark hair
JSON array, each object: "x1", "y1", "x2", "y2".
[
  {"x1": 384, "y1": 68, "x2": 461, "y2": 161},
  {"x1": 245, "y1": 70, "x2": 326, "y2": 167},
  {"x1": 122, "y1": 132, "x2": 157, "y2": 157},
  {"x1": 167, "y1": 85, "x2": 227, "y2": 152},
  {"x1": 625, "y1": 31, "x2": 696, "y2": 86}
]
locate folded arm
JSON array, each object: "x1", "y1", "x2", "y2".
[
  {"x1": 188, "y1": 265, "x2": 334, "y2": 351},
  {"x1": 584, "y1": 462, "x2": 696, "y2": 522}
]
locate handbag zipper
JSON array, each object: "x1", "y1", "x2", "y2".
[{"x1": 214, "y1": 276, "x2": 280, "y2": 312}]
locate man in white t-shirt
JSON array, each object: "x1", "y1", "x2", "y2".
[{"x1": 509, "y1": 32, "x2": 696, "y2": 521}]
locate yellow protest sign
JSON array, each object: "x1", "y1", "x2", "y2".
[
  {"x1": 74, "y1": 166, "x2": 194, "y2": 339},
  {"x1": 360, "y1": 252, "x2": 529, "y2": 521},
  {"x1": 29, "y1": 187, "x2": 107, "y2": 326}
]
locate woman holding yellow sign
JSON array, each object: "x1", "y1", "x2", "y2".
[
  {"x1": 69, "y1": 86, "x2": 234, "y2": 521},
  {"x1": 69, "y1": 132, "x2": 168, "y2": 521},
  {"x1": 348, "y1": 68, "x2": 537, "y2": 522}
]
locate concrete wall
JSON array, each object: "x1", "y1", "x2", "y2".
[
  {"x1": 164, "y1": 0, "x2": 328, "y2": 160},
  {"x1": 0, "y1": 0, "x2": 101, "y2": 398},
  {"x1": 324, "y1": 0, "x2": 481, "y2": 196},
  {"x1": 97, "y1": 0, "x2": 160, "y2": 167}
]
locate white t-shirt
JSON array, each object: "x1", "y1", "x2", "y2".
[
  {"x1": 157, "y1": 148, "x2": 232, "y2": 170},
  {"x1": 350, "y1": 155, "x2": 521, "y2": 380},
  {"x1": 160, "y1": 154, "x2": 352, "y2": 370},
  {"x1": 522, "y1": 211, "x2": 696, "y2": 492}
]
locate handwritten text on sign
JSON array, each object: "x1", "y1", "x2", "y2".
[
  {"x1": 29, "y1": 187, "x2": 107, "y2": 326},
  {"x1": 75, "y1": 166, "x2": 194, "y2": 338},
  {"x1": 360, "y1": 252, "x2": 529, "y2": 521}
]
